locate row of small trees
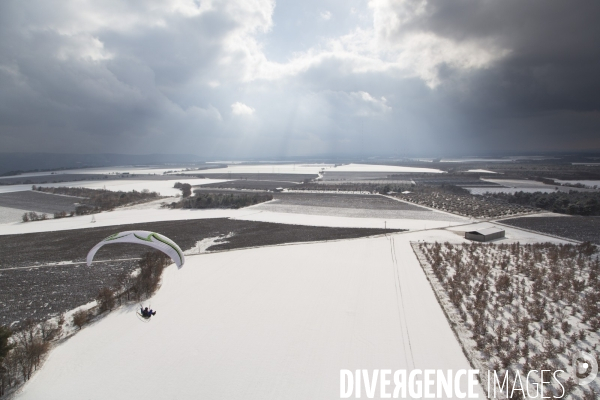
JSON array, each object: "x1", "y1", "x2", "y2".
[
  {"x1": 416, "y1": 241, "x2": 600, "y2": 399},
  {"x1": 0, "y1": 251, "x2": 169, "y2": 397},
  {"x1": 21, "y1": 212, "x2": 47, "y2": 222},
  {"x1": 71, "y1": 251, "x2": 170, "y2": 331},
  {"x1": 21, "y1": 210, "x2": 75, "y2": 222}
]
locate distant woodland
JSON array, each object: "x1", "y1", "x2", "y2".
[{"x1": 487, "y1": 191, "x2": 600, "y2": 216}]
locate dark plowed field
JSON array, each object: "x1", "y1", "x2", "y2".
[
  {"x1": 0, "y1": 173, "x2": 110, "y2": 185},
  {"x1": 0, "y1": 190, "x2": 82, "y2": 213},
  {"x1": 500, "y1": 215, "x2": 600, "y2": 244},
  {"x1": 0, "y1": 219, "x2": 400, "y2": 327},
  {"x1": 0, "y1": 260, "x2": 138, "y2": 328}
]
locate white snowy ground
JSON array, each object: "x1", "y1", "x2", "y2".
[
  {"x1": 174, "y1": 163, "x2": 445, "y2": 175},
  {"x1": 329, "y1": 163, "x2": 444, "y2": 173},
  {"x1": 0, "y1": 207, "x2": 246, "y2": 235},
  {"x1": 1, "y1": 163, "x2": 445, "y2": 180},
  {"x1": 235, "y1": 210, "x2": 466, "y2": 231},
  {"x1": 174, "y1": 163, "x2": 334, "y2": 175},
  {"x1": 16, "y1": 231, "x2": 489, "y2": 400},
  {"x1": 464, "y1": 169, "x2": 497, "y2": 174},
  {"x1": 0, "y1": 178, "x2": 229, "y2": 195},
  {"x1": 0, "y1": 205, "x2": 27, "y2": 224}
]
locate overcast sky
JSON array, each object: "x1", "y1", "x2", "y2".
[{"x1": 1, "y1": 0, "x2": 599, "y2": 158}]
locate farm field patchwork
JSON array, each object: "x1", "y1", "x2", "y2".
[
  {"x1": 0, "y1": 219, "x2": 398, "y2": 327},
  {"x1": 250, "y1": 193, "x2": 466, "y2": 222},
  {"x1": 0, "y1": 178, "x2": 229, "y2": 196},
  {"x1": 13, "y1": 233, "x2": 485, "y2": 400}
]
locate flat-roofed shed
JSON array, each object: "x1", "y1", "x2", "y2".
[{"x1": 465, "y1": 227, "x2": 505, "y2": 242}]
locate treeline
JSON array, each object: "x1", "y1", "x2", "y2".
[
  {"x1": 170, "y1": 192, "x2": 273, "y2": 209},
  {"x1": 22, "y1": 211, "x2": 75, "y2": 222},
  {"x1": 36, "y1": 186, "x2": 161, "y2": 215},
  {"x1": 173, "y1": 182, "x2": 192, "y2": 197},
  {"x1": 0, "y1": 251, "x2": 168, "y2": 396},
  {"x1": 21, "y1": 211, "x2": 49, "y2": 222},
  {"x1": 487, "y1": 190, "x2": 600, "y2": 216}
]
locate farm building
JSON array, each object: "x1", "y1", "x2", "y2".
[{"x1": 465, "y1": 227, "x2": 505, "y2": 242}]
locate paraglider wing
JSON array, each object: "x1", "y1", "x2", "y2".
[{"x1": 86, "y1": 230, "x2": 185, "y2": 268}]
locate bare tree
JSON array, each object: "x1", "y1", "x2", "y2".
[
  {"x1": 72, "y1": 310, "x2": 89, "y2": 330},
  {"x1": 96, "y1": 287, "x2": 116, "y2": 313}
]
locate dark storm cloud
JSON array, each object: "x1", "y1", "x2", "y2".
[
  {"x1": 353, "y1": 0, "x2": 600, "y2": 153},
  {"x1": 0, "y1": 0, "x2": 598, "y2": 157},
  {"x1": 421, "y1": 0, "x2": 600, "y2": 114}
]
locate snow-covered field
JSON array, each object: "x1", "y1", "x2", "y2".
[
  {"x1": 0, "y1": 205, "x2": 27, "y2": 224},
  {"x1": 330, "y1": 163, "x2": 444, "y2": 173},
  {"x1": 0, "y1": 192, "x2": 474, "y2": 235},
  {"x1": 0, "y1": 204, "x2": 470, "y2": 235},
  {"x1": 0, "y1": 178, "x2": 229, "y2": 195},
  {"x1": 127, "y1": 163, "x2": 443, "y2": 175},
  {"x1": 465, "y1": 169, "x2": 497, "y2": 174},
  {"x1": 1, "y1": 163, "x2": 446, "y2": 186},
  {"x1": 440, "y1": 158, "x2": 514, "y2": 163},
  {"x1": 234, "y1": 210, "x2": 465, "y2": 231},
  {"x1": 174, "y1": 163, "x2": 334, "y2": 175},
  {"x1": 15, "y1": 231, "x2": 486, "y2": 400},
  {"x1": 250, "y1": 202, "x2": 464, "y2": 222},
  {"x1": 0, "y1": 207, "x2": 248, "y2": 235}
]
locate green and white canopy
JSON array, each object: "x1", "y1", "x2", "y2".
[{"x1": 87, "y1": 231, "x2": 185, "y2": 268}]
